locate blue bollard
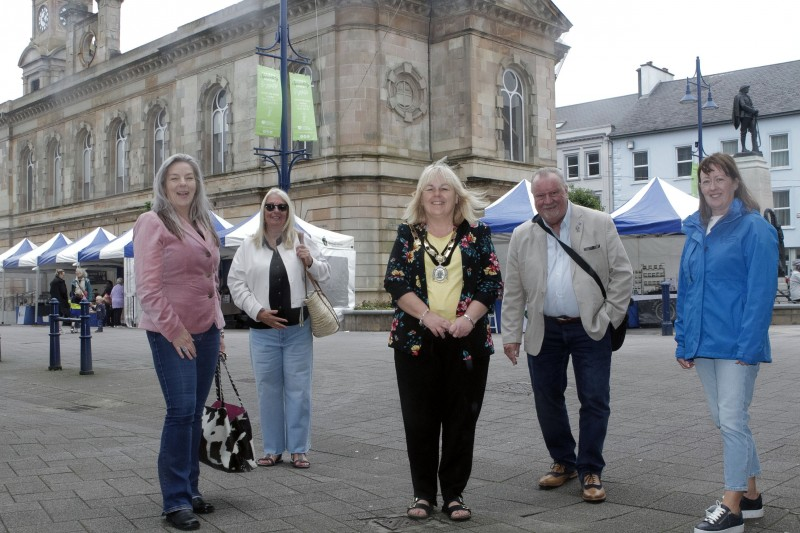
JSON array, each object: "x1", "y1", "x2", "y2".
[
  {"x1": 79, "y1": 298, "x2": 94, "y2": 375},
  {"x1": 48, "y1": 298, "x2": 62, "y2": 370},
  {"x1": 661, "y1": 281, "x2": 674, "y2": 336}
]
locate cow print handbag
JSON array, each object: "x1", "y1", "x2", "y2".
[{"x1": 199, "y1": 353, "x2": 257, "y2": 472}]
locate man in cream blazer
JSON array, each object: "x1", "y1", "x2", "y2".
[{"x1": 502, "y1": 168, "x2": 632, "y2": 504}]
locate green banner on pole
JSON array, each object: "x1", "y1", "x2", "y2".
[
  {"x1": 691, "y1": 163, "x2": 699, "y2": 197},
  {"x1": 290, "y1": 72, "x2": 317, "y2": 141},
  {"x1": 255, "y1": 66, "x2": 281, "y2": 137}
]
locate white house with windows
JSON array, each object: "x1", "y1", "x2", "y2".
[{"x1": 556, "y1": 59, "x2": 800, "y2": 265}]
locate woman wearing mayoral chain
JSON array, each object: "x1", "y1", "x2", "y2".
[{"x1": 384, "y1": 159, "x2": 502, "y2": 522}]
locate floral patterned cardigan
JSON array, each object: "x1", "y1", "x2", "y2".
[{"x1": 384, "y1": 220, "x2": 503, "y2": 359}]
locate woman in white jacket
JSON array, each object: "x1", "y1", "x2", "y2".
[{"x1": 228, "y1": 188, "x2": 330, "y2": 469}]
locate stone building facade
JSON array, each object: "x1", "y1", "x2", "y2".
[{"x1": 0, "y1": 0, "x2": 570, "y2": 302}]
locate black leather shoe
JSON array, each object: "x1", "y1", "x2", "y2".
[
  {"x1": 192, "y1": 497, "x2": 215, "y2": 514},
  {"x1": 164, "y1": 509, "x2": 200, "y2": 530}
]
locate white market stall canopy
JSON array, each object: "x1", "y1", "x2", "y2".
[
  {"x1": 39, "y1": 227, "x2": 116, "y2": 266},
  {"x1": 611, "y1": 178, "x2": 698, "y2": 235},
  {"x1": 481, "y1": 179, "x2": 536, "y2": 234},
  {"x1": 121, "y1": 211, "x2": 232, "y2": 258},
  {"x1": 78, "y1": 229, "x2": 132, "y2": 263},
  {"x1": 4, "y1": 233, "x2": 72, "y2": 269},
  {"x1": 0, "y1": 238, "x2": 37, "y2": 272}
]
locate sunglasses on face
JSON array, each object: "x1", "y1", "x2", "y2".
[{"x1": 264, "y1": 203, "x2": 289, "y2": 212}]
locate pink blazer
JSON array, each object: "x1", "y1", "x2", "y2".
[{"x1": 133, "y1": 211, "x2": 225, "y2": 342}]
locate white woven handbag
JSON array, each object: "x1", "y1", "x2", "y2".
[{"x1": 303, "y1": 269, "x2": 340, "y2": 337}]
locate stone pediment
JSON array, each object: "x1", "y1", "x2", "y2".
[
  {"x1": 432, "y1": 0, "x2": 571, "y2": 38},
  {"x1": 18, "y1": 43, "x2": 43, "y2": 68}
]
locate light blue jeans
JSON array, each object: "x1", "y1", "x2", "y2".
[
  {"x1": 249, "y1": 325, "x2": 313, "y2": 456},
  {"x1": 694, "y1": 358, "x2": 761, "y2": 491}
]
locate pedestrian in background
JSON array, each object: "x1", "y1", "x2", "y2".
[
  {"x1": 93, "y1": 295, "x2": 106, "y2": 333},
  {"x1": 789, "y1": 259, "x2": 800, "y2": 302},
  {"x1": 111, "y1": 277, "x2": 124, "y2": 326},
  {"x1": 49, "y1": 268, "x2": 69, "y2": 332}
]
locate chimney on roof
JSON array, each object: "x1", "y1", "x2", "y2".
[{"x1": 637, "y1": 61, "x2": 674, "y2": 97}]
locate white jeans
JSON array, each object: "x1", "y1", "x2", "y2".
[{"x1": 694, "y1": 358, "x2": 761, "y2": 491}]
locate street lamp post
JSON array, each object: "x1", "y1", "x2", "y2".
[{"x1": 679, "y1": 56, "x2": 719, "y2": 162}]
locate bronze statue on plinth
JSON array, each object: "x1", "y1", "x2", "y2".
[{"x1": 732, "y1": 85, "x2": 761, "y2": 154}]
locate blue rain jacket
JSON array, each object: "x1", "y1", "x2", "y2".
[{"x1": 675, "y1": 199, "x2": 777, "y2": 364}]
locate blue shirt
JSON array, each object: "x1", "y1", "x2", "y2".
[{"x1": 543, "y1": 203, "x2": 580, "y2": 317}]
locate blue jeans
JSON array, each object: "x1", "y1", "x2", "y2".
[
  {"x1": 694, "y1": 358, "x2": 761, "y2": 491},
  {"x1": 527, "y1": 318, "x2": 612, "y2": 478},
  {"x1": 148, "y1": 326, "x2": 220, "y2": 514},
  {"x1": 249, "y1": 324, "x2": 313, "y2": 456}
]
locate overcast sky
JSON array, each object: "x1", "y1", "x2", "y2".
[
  {"x1": 1, "y1": 1, "x2": 798, "y2": 108},
  {"x1": 0, "y1": 0, "x2": 239, "y2": 103},
  {"x1": 554, "y1": 0, "x2": 800, "y2": 106}
]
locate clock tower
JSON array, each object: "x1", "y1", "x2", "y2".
[{"x1": 19, "y1": 0, "x2": 94, "y2": 95}]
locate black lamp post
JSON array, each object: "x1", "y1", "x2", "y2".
[{"x1": 679, "y1": 56, "x2": 719, "y2": 162}]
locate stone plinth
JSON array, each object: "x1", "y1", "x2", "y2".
[{"x1": 734, "y1": 154, "x2": 772, "y2": 211}]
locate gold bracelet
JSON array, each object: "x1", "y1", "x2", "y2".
[{"x1": 462, "y1": 313, "x2": 474, "y2": 326}]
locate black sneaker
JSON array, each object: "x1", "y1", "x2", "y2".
[
  {"x1": 740, "y1": 493, "x2": 764, "y2": 519},
  {"x1": 695, "y1": 502, "x2": 744, "y2": 533}
]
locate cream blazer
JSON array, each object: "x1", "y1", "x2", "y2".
[{"x1": 501, "y1": 203, "x2": 633, "y2": 355}]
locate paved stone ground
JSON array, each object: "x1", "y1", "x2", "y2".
[{"x1": 0, "y1": 324, "x2": 799, "y2": 532}]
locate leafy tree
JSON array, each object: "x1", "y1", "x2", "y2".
[{"x1": 568, "y1": 186, "x2": 603, "y2": 211}]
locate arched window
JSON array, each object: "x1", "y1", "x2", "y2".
[
  {"x1": 81, "y1": 132, "x2": 93, "y2": 201},
  {"x1": 24, "y1": 149, "x2": 35, "y2": 211},
  {"x1": 114, "y1": 122, "x2": 128, "y2": 194},
  {"x1": 154, "y1": 108, "x2": 167, "y2": 178},
  {"x1": 501, "y1": 69, "x2": 525, "y2": 162},
  {"x1": 50, "y1": 140, "x2": 62, "y2": 206},
  {"x1": 211, "y1": 88, "x2": 229, "y2": 174}
]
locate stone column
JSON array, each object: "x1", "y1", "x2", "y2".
[{"x1": 734, "y1": 154, "x2": 772, "y2": 211}]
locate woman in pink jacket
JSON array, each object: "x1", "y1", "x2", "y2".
[{"x1": 134, "y1": 153, "x2": 225, "y2": 531}]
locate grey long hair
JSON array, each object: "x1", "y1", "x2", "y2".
[{"x1": 151, "y1": 153, "x2": 219, "y2": 246}]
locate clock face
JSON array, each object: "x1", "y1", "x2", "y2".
[
  {"x1": 59, "y1": 6, "x2": 68, "y2": 27},
  {"x1": 38, "y1": 5, "x2": 49, "y2": 32}
]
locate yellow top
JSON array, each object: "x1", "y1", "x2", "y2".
[{"x1": 424, "y1": 231, "x2": 462, "y2": 322}]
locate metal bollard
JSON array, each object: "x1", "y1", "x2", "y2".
[
  {"x1": 661, "y1": 280, "x2": 674, "y2": 336},
  {"x1": 48, "y1": 298, "x2": 63, "y2": 370},
  {"x1": 79, "y1": 298, "x2": 94, "y2": 375}
]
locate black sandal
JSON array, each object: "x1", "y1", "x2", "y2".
[
  {"x1": 442, "y1": 497, "x2": 471, "y2": 521},
  {"x1": 406, "y1": 497, "x2": 433, "y2": 520}
]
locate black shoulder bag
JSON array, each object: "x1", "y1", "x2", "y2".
[{"x1": 533, "y1": 215, "x2": 628, "y2": 351}]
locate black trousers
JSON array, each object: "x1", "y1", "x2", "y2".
[
  {"x1": 112, "y1": 307, "x2": 123, "y2": 326},
  {"x1": 394, "y1": 335, "x2": 489, "y2": 506}
]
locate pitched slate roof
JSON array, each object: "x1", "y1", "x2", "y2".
[
  {"x1": 556, "y1": 94, "x2": 639, "y2": 133},
  {"x1": 556, "y1": 60, "x2": 800, "y2": 139}
]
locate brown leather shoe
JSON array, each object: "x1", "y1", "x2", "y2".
[
  {"x1": 538, "y1": 463, "x2": 577, "y2": 489},
  {"x1": 581, "y1": 473, "x2": 606, "y2": 502}
]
